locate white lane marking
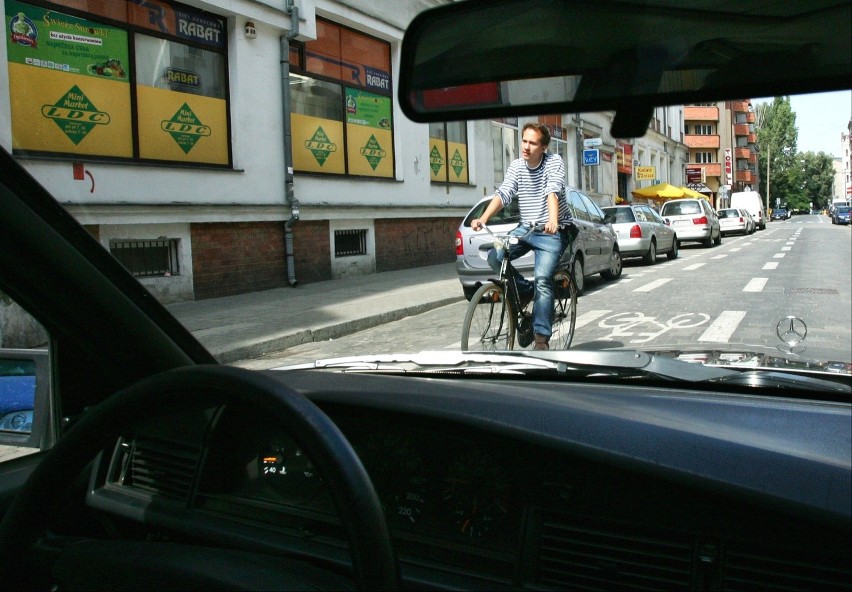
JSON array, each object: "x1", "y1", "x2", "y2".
[
  {"x1": 729, "y1": 248, "x2": 741, "y2": 252},
  {"x1": 712, "y1": 254, "x2": 728, "y2": 259},
  {"x1": 781, "y1": 246, "x2": 791, "y2": 251},
  {"x1": 773, "y1": 253, "x2": 786, "y2": 258},
  {"x1": 762, "y1": 262, "x2": 779, "y2": 270},
  {"x1": 743, "y1": 278, "x2": 768, "y2": 292},
  {"x1": 633, "y1": 278, "x2": 673, "y2": 292},
  {"x1": 576, "y1": 309, "x2": 612, "y2": 329},
  {"x1": 683, "y1": 263, "x2": 705, "y2": 271},
  {"x1": 698, "y1": 311, "x2": 747, "y2": 342}
]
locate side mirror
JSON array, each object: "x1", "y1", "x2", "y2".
[
  {"x1": 0, "y1": 348, "x2": 49, "y2": 447},
  {"x1": 664, "y1": 218, "x2": 671, "y2": 226}
]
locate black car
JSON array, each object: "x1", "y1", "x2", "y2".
[{"x1": 771, "y1": 208, "x2": 789, "y2": 221}]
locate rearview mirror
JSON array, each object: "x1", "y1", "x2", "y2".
[{"x1": 399, "y1": 0, "x2": 851, "y2": 137}]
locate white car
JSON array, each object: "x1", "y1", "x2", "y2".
[
  {"x1": 602, "y1": 204, "x2": 678, "y2": 264},
  {"x1": 718, "y1": 208, "x2": 755, "y2": 236},
  {"x1": 660, "y1": 198, "x2": 722, "y2": 247}
]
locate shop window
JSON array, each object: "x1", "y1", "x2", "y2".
[
  {"x1": 491, "y1": 120, "x2": 518, "y2": 185},
  {"x1": 429, "y1": 122, "x2": 469, "y2": 184},
  {"x1": 6, "y1": 0, "x2": 230, "y2": 167},
  {"x1": 290, "y1": 19, "x2": 394, "y2": 179}
]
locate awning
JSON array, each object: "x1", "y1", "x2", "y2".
[
  {"x1": 631, "y1": 182, "x2": 684, "y2": 200},
  {"x1": 680, "y1": 186, "x2": 705, "y2": 198}
]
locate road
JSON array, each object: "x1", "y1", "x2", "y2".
[{"x1": 235, "y1": 215, "x2": 851, "y2": 369}]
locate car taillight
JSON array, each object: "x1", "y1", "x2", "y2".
[
  {"x1": 739, "y1": 217, "x2": 744, "y2": 222},
  {"x1": 455, "y1": 231, "x2": 464, "y2": 256},
  {"x1": 629, "y1": 224, "x2": 642, "y2": 238},
  {"x1": 692, "y1": 216, "x2": 708, "y2": 225}
]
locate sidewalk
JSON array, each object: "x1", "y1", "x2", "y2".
[{"x1": 167, "y1": 263, "x2": 463, "y2": 364}]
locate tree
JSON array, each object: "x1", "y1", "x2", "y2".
[
  {"x1": 798, "y1": 151, "x2": 835, "y2": 211},
  {"x1": 755, "y1": 97, "x2": 799, "y2": 209}
]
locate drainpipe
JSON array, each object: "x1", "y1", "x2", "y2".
[{"x1": 281, "y1": 1, "x2": 300, "y2": 286}]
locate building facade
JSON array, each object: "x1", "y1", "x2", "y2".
[{"x1": 1, "y1": 0, "x2": 686, "y2": 303}]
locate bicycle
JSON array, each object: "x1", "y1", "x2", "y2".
[{"x1": 460, "y1": 223, "x2": 578, "y2": 351}]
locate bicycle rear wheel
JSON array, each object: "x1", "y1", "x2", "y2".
[
  {"x1": 461, "y1": 283, "x2": 515, "y2": 351},
  {"x1": 549, "y1": 269, "x2": 577, "y2": 349}
]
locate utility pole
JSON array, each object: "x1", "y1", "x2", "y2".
[{"x1": 765, "y1": 144, "x2": 770, "y2": 214}]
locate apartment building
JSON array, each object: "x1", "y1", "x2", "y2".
[{"x1": 683, "y1": 100, "x2": 758, "y2": 208}]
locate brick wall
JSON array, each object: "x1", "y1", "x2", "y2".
[
  {"x1": 291, "y1": 220, "x2": 331, "y2": 284},
  {"x1": 375, "y1": 217, "x2": 460, "y2": 272},
  {"x1": 191, "y1": 221, "x2": 287, "y2": 299}
]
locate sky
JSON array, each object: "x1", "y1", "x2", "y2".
[{"x1": 752, "y1": 91, "x2": 851, "y2": 157}]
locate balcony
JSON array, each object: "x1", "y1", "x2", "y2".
[
  {"x1": 735, "y1": 147, "x2": 751, "y2": 159},
  {"x1": 685, "y1": 135, "x2": 720, "y2": 149},
  {"x1": 684, "y1": 106, "x2": 719, "y2": 121},
  {"x1": 730, "y1": 101, "x2": 750, "y2": 112},
  {"x1": 748, "y1": 133, "x2": 757, "y2": 143},
  {"x1": 736, "y1": 170, "x2": 753, "y2": 183},
  {"x1": 746, "y1": 112, "x2": 756, "y2": 123},
  {"x1": 734, "y1": 124, "x2": 750, "y2": 136}
]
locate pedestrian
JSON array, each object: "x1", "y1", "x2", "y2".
[{"x1": 470, "y1": 122, "x2": 573, "y2": 350}]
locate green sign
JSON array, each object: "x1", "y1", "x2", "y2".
[
  {"x1": 5, "y1": 0, "x2": 129, "y2": 82},
  {"x1": 345, "y1": 88, "x2": 391, "y2": 129},
  {"x1": 450, "y1": 149, "x2": 466, "y2": 178},
  {"x1": 360, "y1": 135, "x2": 386, "y2": 170},
  {"x1": 41, "y1": 85, "x2": 109, "y2": 145},
  {"x1": 305, "y1": 127, "x2": 337, "y2": 166},
  {"x1": 429, "y1": 144, "x2": 444, "y2": 175},
  {"x1": 161, "y1": 103, "x2": 211, "y2": 154}
]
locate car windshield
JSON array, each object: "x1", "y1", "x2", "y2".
[{"x1": 0, "y1": 2, "x2": 849, "y2": 378}]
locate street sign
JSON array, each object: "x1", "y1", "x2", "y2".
[
  {"x1": 583, "y1": 149, "x2": 600, "y2": 166},
  {"x1": 582, "y1": 137, "x2": 602, "y2": 148}
]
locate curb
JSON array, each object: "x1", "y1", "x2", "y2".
[{"x1": 212, "y1": 295, "x2": 464, "y2": 364}]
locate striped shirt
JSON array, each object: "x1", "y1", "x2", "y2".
[{"x1": 495, "y1": 153, "x2": 571, "y2": 226}]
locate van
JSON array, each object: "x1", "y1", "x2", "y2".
[{"x1": 729, "y1": 191, "x2": 766, "y2": 230}]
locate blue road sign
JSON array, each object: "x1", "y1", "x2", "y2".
[{"x1": 583, "y1": 149, "x2": 600, "y2": 166}]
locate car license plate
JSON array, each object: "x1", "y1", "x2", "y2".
[{"x1": 674, "y1": 220, "x2": 689, "y2": 225}]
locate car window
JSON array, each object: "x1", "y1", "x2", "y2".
[
  {"x1": 578, "y1": 193, "x2": 604, "y2": 223},
  {"x1": 568, "y1": 191, "x2": 591, "y2": 222},
  {"x1": 463, "y1": 199, "x2": 520, "y2": 226},
  {"x1": 642, "y1": 207, "x2": 663, "y2": 224},
  {"x1": 661, "y1": 201, "x2": 701, "y2": 216},
  {"x1": 602, "y1": 207, "x2": 634, "y2": 224}
]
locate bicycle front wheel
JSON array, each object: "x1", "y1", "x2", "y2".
[
  {"x1": 461, "y1": 283, "x2": 515, "y2": 351},
  {"x1": 549, "y1": 269, "x2": 577, "y2": 349}
]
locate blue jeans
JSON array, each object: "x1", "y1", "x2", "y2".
[{"x1": 487, "y1": 226, "x2": 569, "y2": 338}]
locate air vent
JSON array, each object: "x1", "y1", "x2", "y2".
[
  {"x1": 724, "y1": 545, "x2": 852, "y2": 591},
  {"x1": 121, "y1": 438, "x2": 200, "y2": 501},
  {"x1": 537, "y1": 518, "x2": 694, "y2": 590}
]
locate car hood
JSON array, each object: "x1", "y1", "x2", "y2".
[{"x1": 272, "y1": 346, "x2": 850, "y2": 396}]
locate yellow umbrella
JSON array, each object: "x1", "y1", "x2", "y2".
[
  {"x1": 631, "y1": 182, "x2": 685, "y2": 200},
  {"x1": 680, "y1": 186, "x2": 705, "y2": 198}
]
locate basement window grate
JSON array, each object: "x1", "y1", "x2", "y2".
[
  {"x1": 334, "y1": 229, "x2": 368, "y2": 257},
  {"x1": 110, "y1": 239, "x2": 180, "y2": 278}
]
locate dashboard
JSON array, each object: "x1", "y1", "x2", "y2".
[{"x1": 87, "y1": 371, "x2": 852, "y2": 590}]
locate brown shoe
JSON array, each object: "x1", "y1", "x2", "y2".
[{"x1": 533, "y1": 334, "x2": 549, "y2": 350}]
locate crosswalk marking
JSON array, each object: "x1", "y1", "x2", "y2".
[
  {"x1": 743, "y1": 278, "x2": 768, "y2": 292},
  {"x1": 698, "y1": 311, "x2": 747, "y2": 343},
  {"x1": 773, "y1": 253, "x2": 786, "y2": 258},
  {"x1": 763, "y1": 262, "x2": 779, "y2": 270},
  {"x1": 633, "y1": 278, "x2": 673, "y2": 292}
]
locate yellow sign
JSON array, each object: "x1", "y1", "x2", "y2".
[
  {"x1": 636, "y1": 166, "x2": 656, "y2": 180},
  {"x1": 8, "y1": 63, "x2": 133, "y2": 156},
  {"x1": 291, "y1": 113, "x2": 345, "y2": 174},
  {"x1": 428, "y1": 137, "x2": 446, "y2": 182},
  {"x1": 136, "y1": 86, "x2": 228, "y2": 165},
  {"x1": 346, "y1": 124, "x2": 393, "y2": 178}
]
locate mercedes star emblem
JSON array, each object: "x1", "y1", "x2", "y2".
[{"x1": 776, "y1": 316, "x2": 808, "y2": 347}]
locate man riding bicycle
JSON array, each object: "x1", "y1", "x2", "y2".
[{"x1": 470, "y1": 122, "x2": 573, "y2": 350}]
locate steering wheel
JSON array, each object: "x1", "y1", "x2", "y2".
[{"x1": 0, "y1": 365, "x2": 399, "y2": 590}]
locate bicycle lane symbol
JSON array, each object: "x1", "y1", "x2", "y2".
[{"x1": 597, "y1": 312, "x2": 710, "y2": 344}]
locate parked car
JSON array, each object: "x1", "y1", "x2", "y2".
[
  {"x1": 601, "y1": 204, "x2": 677, "y2": 264},
  {"x1": 743, "y1": 209, "x2": 757, "y2": 233},
  {"x1": 718, "y1": 207, "x2": 753, "y2": 236},
  {"x1": 771, "y1": 208, "x2": 789, "y2": 221},
  {"x1": 659, "y1": 198, "x2": 722, "y2": 247},
  {"x1": 833, "y1": 205, "x2": 851, "y2": 225},
  {"x1": 456, "y1": 188, "x2": 622, "y2": 298}
]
